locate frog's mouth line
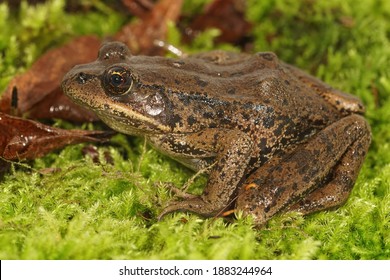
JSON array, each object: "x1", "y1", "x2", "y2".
[{"x1": 94, "y1": 103, "x2": 171, "y2": 135}]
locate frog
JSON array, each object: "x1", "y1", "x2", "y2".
[{"x1": 62, "y1": 41, "x2": 371, "y2": 226}]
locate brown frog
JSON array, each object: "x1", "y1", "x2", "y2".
[{"x1": 62, "y1": 42, "x2": 371, "y2": 225}]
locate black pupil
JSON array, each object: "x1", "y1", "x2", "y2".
[
  {"x1": 111, "y1": 73, "x2": 125, "y2": 87},
  {"x1": 104, "y1": 66, "x2": 133, "y2": 96}
]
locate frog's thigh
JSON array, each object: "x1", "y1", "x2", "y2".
[
  {"x1": 236, "y1": 114, "x2": 370, "y2": 225},
  {"x1": 287, "y1": 124, "x2": 371, "y2": 214}
]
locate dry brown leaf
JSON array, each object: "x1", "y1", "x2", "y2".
[
  {"x1": 0, "y1": 36, "x2": 101, "y2": 122},
  {"x1": 0, "y1": 112, "x2": 113, "y2": 161},
  {"x1": 115, "y1": 0, "x2": 183, "y2": 55},
  {"x1": 184, "y1": 0, "x2": 252, "y2": 45},
  {"x1": 121, "y1": 0, "x2": 154, "y2": 18}
]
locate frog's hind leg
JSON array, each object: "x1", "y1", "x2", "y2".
[
  {"x1": 236, "y1": 114, "x2": 371, "y2": 226},
  {"x1": 287, "y1": 125, "x2": 371, "y2": 215}
]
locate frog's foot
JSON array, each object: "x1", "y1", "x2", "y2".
[
  {"x1": 158, "y1": 196, "x2": 227, "y2": 221},
  {"x1": 162, "y1": 183, "x2": 198, "y2": 199}
]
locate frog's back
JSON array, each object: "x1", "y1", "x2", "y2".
[
  {"x1": 128, "y1": 50, "x2": 354, "y2": 133},
  {"x1": 178, "y1": 51, "x2": 343, "y2": 120},
  {"x1": 130, "y1": 51, "x2": 345, "y2": 114}
]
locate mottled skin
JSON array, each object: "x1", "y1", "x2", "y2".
[{"x1": 62, "y1": 42, "x2": 371, "y2": 225}]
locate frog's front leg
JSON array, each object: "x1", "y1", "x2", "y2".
[
  {"x1": 236, "y1": 114, "x2": 371, "y2": 226},
  {"x1": 157, "y1": 128, "x2": 253, "y2": 219}
]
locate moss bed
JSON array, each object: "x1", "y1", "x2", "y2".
[{"x1": 0, "y1": 0, "x2": 389, "y2": 259}]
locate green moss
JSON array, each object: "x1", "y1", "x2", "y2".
[
  {"x1": 0, "y1": 0, "x2": 124, "y2": 91},
  {"x1": 0, "y1": 0, "x2": 389, "y2": 259}
]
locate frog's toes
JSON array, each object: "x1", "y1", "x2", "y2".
[
  {"x1": 163, "y1": 183, "x2": 198, "y2": 199},
  {"x1": 158, "y1": 196, "x2": 222, "y2": 221}
]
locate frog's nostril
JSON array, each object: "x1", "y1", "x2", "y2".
[{"x1": 77, "y1": 72, "x2": 88, "y2": 84}]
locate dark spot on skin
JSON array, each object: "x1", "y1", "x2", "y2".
[
  {"x1": 284, "y1": 79, "x2": 290, "y2": 85},
  {"x1": 170, "y1": 114, "x2": 183, "y2": 127},
  {"x1": 259, "y1": 52, "x2": 276, "y2": 61},
  {"x1": 241, "y1": 113, "x2": 250, "y2": 121},
  {"x1": 174, "y1": 79, "x2": 181, "y2": 85},
  {"x1": 312, "y1": 118, "x2": 327, "y2": 127},
  {"x1": 259, "y1": 138, "x2": 268, "y2": 152},
  {"x1": 227, "y1": 88, "x2": 236, "y2": 95},
  {"x1": 283, "y1": 120, "x2": 299, "y2": 137},
  {"x1": 262, "y1": 98, "x2": 271, "y2": 104},
  {"x1": 273, "y1": 165, "x2": 283, "y2": 172},
  {"x1": 220, "y1": 118, "x2": 231, "y2": 125},
  {"x1": 262, "y1": 115, "x2": 275, "y2": 129},
  {"x1": 203, "y1": 112, "x2": 214, "y2": 119},
  {"x1": 273, "y1": 186, "x2": 287, "y2": 201},
  {"x1": 176, "y1": 94, "x2": 191, "y2": 106},
  {"x1": 77, "y1": 72, "x2": 92, "y2": 84},
  {"x1": 239, "y1": 125, "x2": 251, "y2": 133},
  {"x1": 253, "y1": 178, "x2": 266, "y2": 187},
  {"x1": 341, "y1": 176, "x2": 353, "y2": 190},
  {"x1": 325, "y1": 140, "x2": 334, "y2": 154},
  {"x1": 187, "y1": 115, "x2": 197, "y2": 126},
  {"x1": 339, "y1": 108, "x2": 347, "y2": 114},
  {"x1": 273, "y1": 123, "x2": 283, "y2": 137},
  {"x1": 258, "y1": 139, "x2": 274, "y2": 164},
  {"x1": 302, "y1": 174, "x2": 312, "y2": 183},
  {"x1": 215, "y1": 163, "x2": 225, "y2": 173},
  {"x1": 173, "y1": 60, "x2": 185, "y2": 66},
  {"x1": 279, "y1": 137, "x2": 290, "y2": 148},
  {"x1": 195, "y1": 77, "x2": 208, "y2": 87},
  {"x1": 230, "y1": 71, "x2": 244, "y2": 77},
  {"x1": 242, "y1": 102, "x2": 254, "y2": 110},
  {"x1": 216, "y1": 109, "x2": 224, "y2": 117}
]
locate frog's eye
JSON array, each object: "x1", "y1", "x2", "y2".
[{"x1": 103, "y1": 66, "x2": 133, "y2": 96}]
